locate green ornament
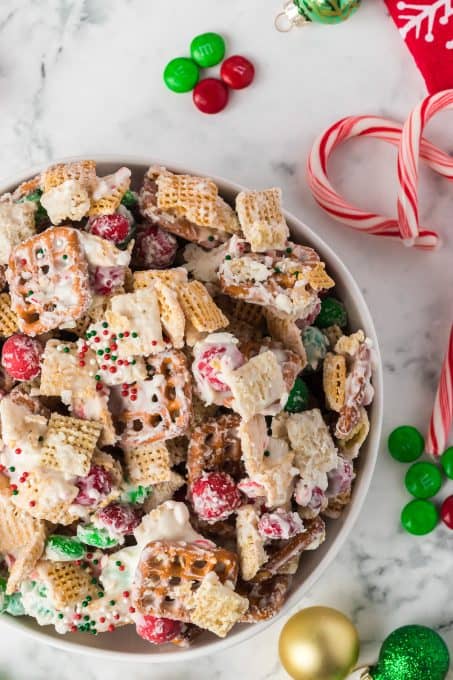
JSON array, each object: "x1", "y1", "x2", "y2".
[
  {"x1": 121, "y1": 190, "x2": 138, "y2": 210},
  {"x1": 368, "y1": 625, "x2": 449, "y2": 680},
  {"x1": 388, "y1": 425, "x2": 424, "y2": 463},
  {"x1": 284, "y1": 377, "x2": 310, "y2": 412},
  {"x1": 45, "y1": 534, "x2": 87, "y2": 561},
  {"x1": 302, "y1": 326, "x2": 329, "y2": 370},
  {"x1": 401, "y1": 499, "x2": 438, "y2": 535},
  {"x1": 275, "y1": 0, "x2": 361, "y2": 30},
  {"x1": 77, "y1": 523, "x2": 119, "y2": 549},
  {"x1": 295, "y1": 0, "x2": 361, "y2": 23},
  {"x1": 404, "y1": 462, "x2": 442, "y2": 499},
  {"x1": 190, "y1": 32, "x2": 226, "y2": 68},
  {"x1": 314, "y1": 297, "x2": 347, "y2": 329},
  {"x1": 163, "y1": 57, "x2": 199, "y2": 93},
  {"x1": 440, "y1": 446, "x2": 453, "y2": 479}
]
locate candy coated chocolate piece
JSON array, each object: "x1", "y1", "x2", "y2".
[
  {"x1": 193, "y1": 78, "x2": 229, "y2": 114},
  {"x1": 440, "y1": 446, "x2": 453, "y2": 479},
  {"x1": 388, "y1": 425, "x2": 424, "y2": 463},
  {"x1": 164, "y1": 57, "x2": 199, "y2": 93},
  {"x1": 440, "y1": 495, "x2": 453, "y2": 529},
  {"x1": 220, "y1": 55, "x2": 255, "y2": 89},
  {"x1": 404, "y1": 462, "x2": 442, "y2": 499},
  {"x1": 190, "y1": 32, "x2": 225, "y2": 68},
  {"x1": 401, "y1": 499, "x2": 438, "y2": 535}
]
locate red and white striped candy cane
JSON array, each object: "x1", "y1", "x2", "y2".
[
  {"x1": 426, "y1": 325, "x2": 453, "y2": 459},
  {"x1": 307, "y1": 93, "x2": 453, "y2": 250},
  {"x1": 398, "y1": 90, "x2": 453, "y2": 246}
]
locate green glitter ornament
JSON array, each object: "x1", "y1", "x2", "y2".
[
  {"x1": 365, "y1": 625, "x2": 450, "y2": 680},
  {"x1": 275, "y1": 0, "x2": 361, "y2": 31}
]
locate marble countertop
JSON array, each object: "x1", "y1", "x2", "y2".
[{"x1": 0, "y1": 1, "x2": 452, "y2": 678}]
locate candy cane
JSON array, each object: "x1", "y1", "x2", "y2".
[
  {"x1": 307, "y1": 96, "x2": 453, "y2": 250},
  {"x1": 426, "y1": 325, "x2": 453, "y2": 458},
  {"x1": 397, "y1": 90, "x2": 453, "y2": 246}
]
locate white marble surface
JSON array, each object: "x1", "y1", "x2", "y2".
[{"x1": 0, "y1": 0, "x2": 452, "y2": 678}]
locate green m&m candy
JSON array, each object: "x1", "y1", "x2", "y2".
[
  {"x1": 164, "y1": 57, "x2": 199, "y2": 93},
  {"x1": 121, "y1": 190, "x2": 138, "y2": 210},
  {"x1": 401, "y1": 499, "x2": 438, "y2": 535},
  {"x1": 404, "y1": 462, "x2": 442, "y2": 499},
  {"x1": 440, "y1": 447, "x2": 453, "y2": 479},
  {"x1": 315, "y1": 298, "x2": 348, "y2": 329},
  {"x1": 77, "y1": 524, "x2": 119, "y2": 549},
  {"x1": 45, "y1": 535, "x2": 87, "y2": 562},
  {"x1": 388, "y1": 426, "x2": 424, "y2": 463},
  {"x1": 121, "y1": 484, "x2": 151, "y2": 506},
  {"x1": 18, "y1": 189, "x2": 48, "y2": 225},
  {"x1": 190, "y1": 32, "x2": 226, "y2": 68},
  {"x1": 285, "y1": 377, "x2": 310, "y2": 413}
]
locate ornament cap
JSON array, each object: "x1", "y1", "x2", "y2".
[{"x1": 275, "y1": 1, "x2": 308, "y2": 31}]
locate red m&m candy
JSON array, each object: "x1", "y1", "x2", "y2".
[
  {"x1": 220, "y1": 55, "x2": 255, "y2": 90},
  {"x1": 193, "y1": 78, "x2": 229, "y2": 114},
  {"x1": 441, "y1": 495, "x2": 453, "y2": 529}
]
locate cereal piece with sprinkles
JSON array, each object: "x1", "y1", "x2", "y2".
[{"x1": 40, "y1": 413, "x2": 103, "y2": 477}]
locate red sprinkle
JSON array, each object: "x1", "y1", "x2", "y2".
[
  {"x1": 109, "y1": 366, "x2": 117, "y2": 373},
  {"x1": 124, "y1": 332, "x2": 130, "y2": 338},
  {"x1": 121, "y1": 391, "x2": 129, "y2": 397},
  {"x1": 74, "y1": 614, "x2": 82, "y2": 621},
  {"x1": 129, "y1": 606, "x2": 135, "y2": 614},
  {"x1": 15, "y1": 448, "x2": 22, "y2": 454},
  {"x1": 99, "y1": 617, "x2": 106, "y2": 623},
  {"x1": 114, "y1": 614, "x2": 120, "y2": 620},
  {"x1": 103, "y1": 330, "x2": 109, "y2": 335},
  {"x1": 117, "y1": 360, "x2": 124, "y2": 366},
  {"x1": 79, "y1": 361, "x2": 85, "y2": 367},
  {"x1": 96, "y1": 383, "x2": 104, "y2": 391},
  {"x1": 119, "y1": 565, "x2": 125, "y2": 571},
  {"x1": 110, "y1": 343, "x2": 118, "y2": 351},
  {"x1": 123, "y1": 591, "x2": 130, "y2": 598},
  {"x1": 10, "y1": 484, "x2": 17, "y2": 491},
  {"x1": 87, "y1": 553, "x2": 93, "y2": 559},
  {"x1": 130, "y1": 395, "x2": 137, "y2": 402},
  {"x1": 29, "y1": 500, "x2": 36, "y2": 507},
  {"x1": 94, "y1": 337, "x2": 100, "y2": 343},
  {"x1": 151, "y1": 340, "x2": 157, "y2": 346},
  {"x1": 71, "y1": 625, "x2": 77, "y2": 633},
  {"x1": 21, "y1": 258, "x2": 27, "y2": 266},
  {"x1": 0, "y1": 465, "x2": 5, "y2": 472},
  {"x1": 108, "y1": 624, "x2": 115, "y2": 632}
]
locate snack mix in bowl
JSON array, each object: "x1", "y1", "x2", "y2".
[{"x1": 0, "y1": 161, "x2": 374, "y2": 645}]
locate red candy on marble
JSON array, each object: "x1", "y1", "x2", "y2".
[
  {"x1": 191, "y1": 471, "x2": 241, "y2": 522},
  {"x1": 87, "y1": 214, "x2": 130, "y2": 245},
  {"x1": 96, "y1": 502, "x2": 142, "y2": 535},
  {"x1": 1, "y1": 334, "x2": 43, "y2": 381},
  {"x1": 441, "y1": 495, "x2": 453, "y2": 529},
  {"x1": 193, "y1": 78, "x2": 229, "y2": 114},
  {"x1": 133, "y1": 224, "x2": 177, "y2": 269},
  {"x1": 220, "y1": 55, "x2": 255, "y2": 90},
  {"x1": 75, "y1": 465, "x2": 113, "y2": 507},
  {"x1": 136, "y1": 615, "x2": 182, "y2": 645}
]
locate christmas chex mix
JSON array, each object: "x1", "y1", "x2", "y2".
[{"x1": 0, "y1": 160, "x2": 375, "y2": 647}]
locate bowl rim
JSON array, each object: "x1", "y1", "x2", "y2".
[{"x1": 0, "y1": 156, "x2": 383, "y2": 662}]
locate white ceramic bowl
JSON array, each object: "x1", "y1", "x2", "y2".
[{"x1": 0, "y1": 157, "x2": 383, "y2": 661}]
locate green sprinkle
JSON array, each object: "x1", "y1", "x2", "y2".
[
  {"x1": 62, "y1": 254, "x2": 68, "y2": 260},
  {"x1": 97, "y1": 349, "x2": 104, "y2": 356},
  {"x1": 286, "y1": 247, "x2": 292, "y2": 254},
  {"x1": 27, "y1": 290, "x2": 34, "y2": 296},
  {"x1": 9, "y1": 466, "x2": 15, "y2": 472},
  {"x1": 12, "y1": 490, "x2": 18, "y2": 496},
  {"x1": 102, "y1": 322, "x2": 108, "y2": 328},
  {"x1": 97, "y1": 591, "x2": 104, "y2": 598},
  {"x1": 84, "y1": 615, "x2": 90, "y2": 621},
  {"x1": 115, "y1": 561, "x2": 121, "y2": 567},
  {"x1": 131, "y1": 359, "x2": 136, "y2": 365},
  {"x1": 82, "y1": 600, "x2": 88, "y2": 607},
  {"x1": 58, "y1": 613, "x2": 64, "y2": 619},
  {"x1": 63, "y1": 347, "x2": 70, "y2": 353},
  {"x1": 93, "y1": 559, "x2": 99, "y2": 565},
  {"x1": 225, "y1": 254, "x2": 232, "y2": 261},
  {"x1": 207, "y1": 235, "x2": 214, "y2": 242},
  {"x1": 86, "y1": 596, "x2": 92, "y2": 602},
  {"x1": 111, "y1": 356, "x2": 117, "y2": 362},
  {"x1": 293, "y1": 271, "x2": 300, "y2": 278},
  {"x1": 264, "y1": 450, "x2": 270, "y2": 457},
  {"x1": 118, "y1": 333, "x2": 124, "y2": 339},
  {"x1": 94, "y1": 375, "x2": 101, "y2": 381},
  {"x1": 37, "y1": 248, "x2": 44, "y2": 255},
  {"x1": 91, "y1": 578, "x2": 97, "y2": 585},
  {"x1": 109, "y1": 600, "x2": 115, "y2": 606},
  {"x1": 131, "y1": 332, "x2": 138, "y2": 338}
]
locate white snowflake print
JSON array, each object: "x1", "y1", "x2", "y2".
[{"x1": 397, "y1": 0, "x2": 453, "y2": 49}]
